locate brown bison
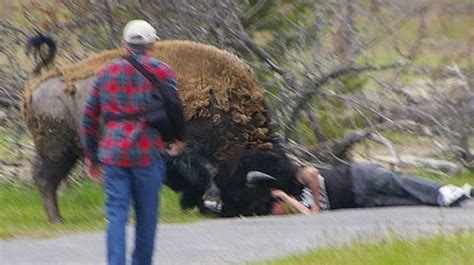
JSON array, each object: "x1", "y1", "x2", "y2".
[{"x1": 24, "y1": 35, "x2": 278, "y2": 223}]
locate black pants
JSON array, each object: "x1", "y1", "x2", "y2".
[{"x1": 350, "y1": 163, "x2": 442, "y2": 207}]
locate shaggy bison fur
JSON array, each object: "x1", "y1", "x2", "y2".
[{"x1": 24, "y1": 35, "x2": 282, "y2": 223}]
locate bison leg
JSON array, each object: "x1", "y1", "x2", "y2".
[
  {"x1": 32, "y1": 152, "x2": 78, "y2": 223},
  {"x1": 202, "y1": 181, "x2": 222, "y2": 214}
]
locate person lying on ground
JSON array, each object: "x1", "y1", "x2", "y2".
[{"x1": 270, "y1": 163, "x2": 473, "y2": 215}]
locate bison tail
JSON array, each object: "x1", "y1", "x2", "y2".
[{"x1": 26, "y1": 31, "x2": 57, "y2": 75}]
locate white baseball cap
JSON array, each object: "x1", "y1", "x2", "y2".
[{"x1": 123, "y1": 20, "x2": 158, "y2": 44}]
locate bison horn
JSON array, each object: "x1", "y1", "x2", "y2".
[{"x1": 246, "y1": 171, "x2": 277, "y2": 185}]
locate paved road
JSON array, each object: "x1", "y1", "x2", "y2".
[{"x1": 2, "y1": 201, "x2": 474, "y2": 265}]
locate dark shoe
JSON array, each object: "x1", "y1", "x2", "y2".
[
  {"x1": 463, "y1": 183, "x2": 474, "y2": 197},
  {"x1": 450, "y1": 194, "x2": 470, "y2": 207}
]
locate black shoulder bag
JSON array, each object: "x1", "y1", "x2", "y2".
[{"x1": 123, "y1": 55, "x2": 186, "y2": 142}]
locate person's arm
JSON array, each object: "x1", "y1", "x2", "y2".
[
  {"x1": 80, "y1": 73, "x2": 103, "y2": 182},
  {"x1": 271, "y1": 189, "x2": 311, "y2": 215},
  {"x1": 296, "y1": 167, "x2": 320, "y2": 213},
  {"x1": 165, "y1": 66, "x2": 185, "y2": 156},
  {"x1": 155, "y1": 62, "x2": 186, "y2": 150},
  {"x1": 154, "y1": 62, "x2": 178, "y2": 94},
  {"x1": 164, "y1": 65, "x2": 178, "y2": 94}
]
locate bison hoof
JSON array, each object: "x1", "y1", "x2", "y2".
[{"x1": 48, "y1": 216, "x2": 64, "y2": 224}]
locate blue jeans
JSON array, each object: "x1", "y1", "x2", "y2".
[
  {"x1": 103, "y1": 159, "x2": 165, "y2": 265},
  {"x1": 351, "y1": 163, "x2": 442, "y2": 207}
]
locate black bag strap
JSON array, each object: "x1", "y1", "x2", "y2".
[
  {"x1": 123, "y1": 54, "x2": 186, "y2": 141},
  {"x1": 122, "y1": 55, "x2": 165, "y2": 101}
]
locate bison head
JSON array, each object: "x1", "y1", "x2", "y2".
[{"x1": 214, "y1": 150, "x2": 304, "y2": 217}]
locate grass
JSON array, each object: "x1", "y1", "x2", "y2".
[
  {"x1": 0, "y1": 181, "x2": 206, "y2": 239},
  {"x1": 256, "y1": 232, "x2": 474, "y2": 265}
]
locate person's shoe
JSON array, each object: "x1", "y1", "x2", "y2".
[
  {"x1": 462, "y1": 183, "x2": 472, "y2": 198},
  {"x1": 450, "y1": 195, "x2": 470, "y2": 207},
  {"x1": 438, "y1": 185, "x2": 469, "y2": 207}
]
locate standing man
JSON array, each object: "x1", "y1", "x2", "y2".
[{"x1": 80, "y1": 20, "x2": 184, "y2": 265}]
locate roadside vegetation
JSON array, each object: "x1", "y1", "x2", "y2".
[
  {"x1": 0, "y1": 181, "x2": 206, "y2": 239},
  {"x1": 2, "y1": 169, "x2": 472, "y2": 239},
  {"x1": 257, "y1": 231, "x2": 474, "y2": 265}
]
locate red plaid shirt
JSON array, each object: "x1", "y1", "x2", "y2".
[{"x1": 80, "y1": 53, "x2": 178, "y2": 167}]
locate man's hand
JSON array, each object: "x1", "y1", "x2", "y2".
[
  {"x1": 271, "y1": 188, "x2": 311, "y2": 215},
  {"x1": 165, "y1": 140, "x2": 185, "y2": 157},
  {"x1": 85, "y1": 158, "x2": 102, "y2": 183},
  {"x1": 271, "y1": 189, "x2": 288, "y2": 201},
  {"x1": 311, "y1": 206, "x2": 320, "y2": 213}
]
